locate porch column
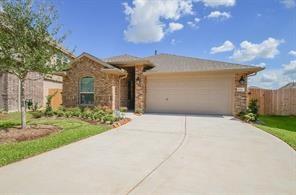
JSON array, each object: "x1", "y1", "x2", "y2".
[
  {"x1": 112, "y1": 85, "x2": 116, "y2": 111},
  {"x1": 135, "y1": 65, "x2": 145, "y2": 113},
  {"x1": 234, "y1": 73, "x2": 248, "y2": 115}
]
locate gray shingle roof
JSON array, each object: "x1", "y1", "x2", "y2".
[
  {"x1": 144, "y1": 54, "x2": 262, "y2": 73},
  {"x1": 104, "y1": 54, "x2": 141, "y2": 63}
]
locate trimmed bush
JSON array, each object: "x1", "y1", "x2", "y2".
[
  {"x1": 30, "y1": 111, "x2": 43, "y2": 119},
  {"x1": 119, "y1": 107, "x2": 128, "y2": 112}
]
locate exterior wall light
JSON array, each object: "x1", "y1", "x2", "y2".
[{"x1": 239, "y1": 76, "x2": 247, "y2": 85}]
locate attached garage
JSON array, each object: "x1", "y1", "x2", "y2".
[
  {"x1": 65, "y1": 53, "x2": 263, "y2": 116},
  {"x1": 146, "y1": 73, "x2": 234, "y2": 115}
]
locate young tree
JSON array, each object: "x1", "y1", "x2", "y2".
[{"x1": 0, "y1": 0, "x2": 69, "y2": 128}]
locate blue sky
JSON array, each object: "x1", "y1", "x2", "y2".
[{"x1": 52, "y1": 0, "x2": 296, "y2": 89}]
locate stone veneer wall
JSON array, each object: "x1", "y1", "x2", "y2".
[
  {"x1": 135, "y1": 65, "x2": 145, "y2": 112},
  {"x1": 234, "y1": 73, "x2": 248, "y2": 115},
  {"x1": 62, "y1": 57, "x2": 120, "y2": 109}
]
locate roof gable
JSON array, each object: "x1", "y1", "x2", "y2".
[{"x1": 76, "y1": 53, "x2": 118, "y2": 69}]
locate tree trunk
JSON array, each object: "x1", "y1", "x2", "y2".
[{"x1": 20, "y1": 80, "x2": 26, "y2": 129}]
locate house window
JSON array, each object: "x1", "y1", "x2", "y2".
[{"x1": 80, "y1": 77, "x2": 94, "y2": 105}]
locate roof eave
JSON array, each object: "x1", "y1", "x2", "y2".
[
  {"x1": 143, "y1": 67, "x2": 264, "y2": 75},
  {"x1": 107, "y1": 59, "x2": 154, "y2": 67}
]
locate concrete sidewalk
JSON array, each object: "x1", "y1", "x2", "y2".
[{"x1": 0, "y1": 114, "x2": 295, "y2": 194}]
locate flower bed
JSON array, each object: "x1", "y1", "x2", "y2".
[{"x1": 33, "y1": 106, "x2": 130, "y2": 126}]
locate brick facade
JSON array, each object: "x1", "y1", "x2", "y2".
[
  {"x1": 135, "y1": 65, "x2": 145, "y2": 113},
  {"x1": 0, "y1": 72, "x2": 44, "y2": 112},
  {"x1": 0, "y1": 73, "x2": 6, "y2": 111},
  {"x1": 234, "y1": 73, "x2": 248, "y2": 115},
  {"x1": 61, "y1": 56, "x2": 251, "y2": 115},
  {"x1": 62, "y1": 57, "x2": 120, "y2": 109}
]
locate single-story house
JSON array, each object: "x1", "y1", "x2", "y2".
[
  {"x1": 62, "y1": 52, "x2": 263, "y2": 115},
  {"x1": 0, "y1": 48, "x2": 75, "y2": 112}
]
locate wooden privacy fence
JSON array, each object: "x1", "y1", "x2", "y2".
[
  {"x1": 48, "y1": 88, "x2": 62, "y2": 109},
  {"x1": 247, "y1": 88, "x2": 296, "y2": 115}
]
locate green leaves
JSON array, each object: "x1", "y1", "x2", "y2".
[{"x1": 0, "y1": 0, "x2": 69, "y2": 79}]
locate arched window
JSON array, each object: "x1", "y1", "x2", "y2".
[{"x1": 80, "y1": 77, "x2": 94, "y2": 105}]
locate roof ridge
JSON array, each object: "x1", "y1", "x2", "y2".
[{"x1": 105, "y1": 54, "x2": 141, "y2": 59}]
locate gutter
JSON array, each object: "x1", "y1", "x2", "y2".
[{"x1": 102, "y1": 68, "x2": 127, "y2": 75}]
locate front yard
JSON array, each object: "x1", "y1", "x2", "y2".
[
  {"x1": 0, "y1": 112, "x2": 110, "y2": 167},
  {"x1": 256, "y1": 115, "x2": 296, "y2": 150}
]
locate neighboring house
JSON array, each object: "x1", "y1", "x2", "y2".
[
  {"x1": 62, "y1": 53, "x2": 263, "y2": 115},
  {"x1": 0, "y1": 48, "x2": 75, "y2": 112},
  {"x1": 280, "y1": 81, "x2": 296, "y2": 89}
]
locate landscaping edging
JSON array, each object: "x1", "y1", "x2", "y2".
[{"x1": 112, "y1": 118, "x2": 132, "y2": 128}]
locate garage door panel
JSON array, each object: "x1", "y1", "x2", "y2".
[{"x1": 146, "y1": 74, "x2": 233, "y2": 115}]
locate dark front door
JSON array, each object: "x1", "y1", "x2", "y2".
[{"x1": 128, "y1": 80, "x2": 135, "y2": 110}]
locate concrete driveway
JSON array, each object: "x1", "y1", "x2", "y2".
[{"x1": 0, "y1": 114, "x2": 295, "y2": 194}]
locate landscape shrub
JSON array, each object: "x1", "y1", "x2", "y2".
[
  {"x1": 44, "y1": 93, "x2": 56, "y2": 116},
  {"x1": 44, "y1": 106, "x2": 123, "y2": 124},
  {"x1": 119, "y1": 107, "x2": 128, "y2": 112},
  {"x1": 238, "y1": 99, "x2": 259, "y2": 122},
  {"x1": 243, "y1": 113, "x2": 257, "y2": 122},
  {"x1": 247, "y1": 99, "x2": 259, "y2": 117},
  {"x1": 30, "y1": 111, "x2": 43, "y2": 119},
  {"x1": 54, "y1": 110, "x2": 65, "y2": 117}
]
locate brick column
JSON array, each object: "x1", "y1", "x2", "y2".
[
  {"x1": 135, "y1": 65, "x2": 145, "y2": 113},
  {"x1": 234, "y1": 73, "x2": 248, "y2": 115}
]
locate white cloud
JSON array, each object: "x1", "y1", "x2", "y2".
[
  {"x1": 248, "y1": 61, "x2": 296, "y2": 89},
  {"x1": 231, "y1": 38, "x2": 284, "y2": 62},
  {"x1": 259, "y1": 73, "x2": 278, "y2": 83},
  {"x1": 248, "y1": 69, "x2": 290, "y2": 89},
  {"x1": 210, "y1": 40, "x2": 234, "y2": 54},
  {"x1": 168, "y1": 22, "x2": 184, "y2": 32},
  {"x1": 200, "y1": 0, "x2": 236, "y2": 7},
  {"x1": 207, "y1": 11, "x2": 231, "y2": 19},
  {"x1": 123, "y1": 0, "x2": 193, "y2": 43},
  {"x1": 283, "y1": 60, "x2": 296, "y2": 76},
  {"x1": 280, "y1": 0, "x2": 296, "y2": 8},
  {"x1": 288, "y1": 50, "x2": 296, "y2": 57},
  {"x1": 187, "y1": 17, "x2": 200, "y2": 28}
]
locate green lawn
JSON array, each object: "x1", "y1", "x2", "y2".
[
  {"x1": 0, "y1": 113, "x2": 110, "y2": 166},
  {"x1": 256, "y1": 115, "x2": 296, "y2": 150}
]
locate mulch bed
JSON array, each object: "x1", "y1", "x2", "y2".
[
  {"x1": 81, "y1": 118, "x2": 132, "y2": 127},
  {"x1": 0, "y1": 125, "x2": 61, "y2": 144}
]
